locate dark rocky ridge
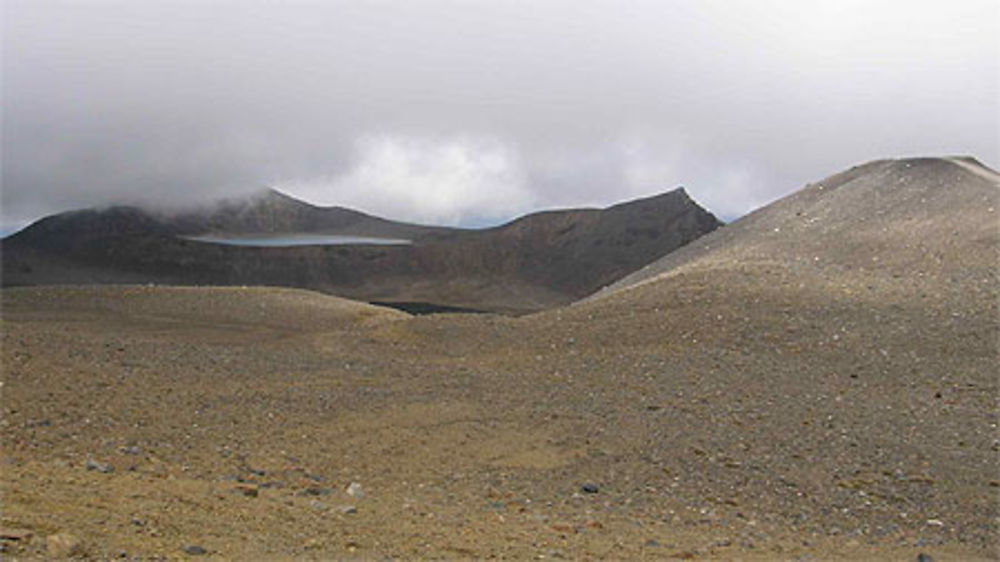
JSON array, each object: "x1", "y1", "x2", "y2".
[{"x1": 1, "y1": 187, "x2": 721, "y2": 313}]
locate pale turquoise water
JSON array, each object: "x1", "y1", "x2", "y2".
[{"x1": 182, "y1": 234, "x2": 412, "y2": 247}]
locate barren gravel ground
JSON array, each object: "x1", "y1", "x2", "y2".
[{"x1": 1, "y1": 158, "x2": 998, "y2": 560}]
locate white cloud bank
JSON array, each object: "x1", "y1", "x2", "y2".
[
  {"x1": 2, "y1": 0, "x2": 996, "y2": 228},
  {"x1": 281, "y1": 135, "x2": 536, "y2": 226}
]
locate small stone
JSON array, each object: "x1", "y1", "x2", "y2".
[
  {"x1": 309, "y1": 500, "x2": 329, "y2": 511},
  {"x1": 0, "y1": 528, "x2": 33, "y2": 542},
  {"x1": 47, "y1": 533, "x2": 83, "y2": 558},
  {"x1": 303, "y1": 538, "x2": 324, "y2": 550},
  {"x1": 299, "y1": 487, "x2": 332, "y2": 496},
  {"x1": 580, "y1": 483, "x2": 599, "y2": 494},
  {"x1": 550, "y1": 523, "x2": 575, "y2": 534},
  {"x1": 85, "y1": 459, "x2": 114, "y2": 473},
  {"x1": 182, "y1": 544, "x2": 207, "y2": 555},
  {"x1": 339, "y1": 505, "x2": 358, "y2": 515},
  {"x1": 235, "y1": 484, "x2": 259, "y2": 497},
  {"x1": 916, "y1": 554, "x2": 934, "y2": 562},
  {"x1": 644, "y1": 539, "x2": 660, "y2": 547},
  {"x1": 346, "y1": 482, "x2": 364, "y2": 498},
  {"x1": 926, "y1": 519, "x2": 944, "y2": 527}
]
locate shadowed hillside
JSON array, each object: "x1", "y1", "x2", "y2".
[{"x1": 1, "y1": 187, "x2": 721, "y2": 313}]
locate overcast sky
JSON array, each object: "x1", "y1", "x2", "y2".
[{"x1": 2, "y1": 0, "x2": 997, "y2": 230}]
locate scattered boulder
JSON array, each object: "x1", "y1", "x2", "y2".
[
  {"x1": 0, "y1": 528, "x2": 33, "y2": 542},
  {"x1": 85, "y1": 459, "x2": 113, "y2": 473},
  {"x1": 234, "y1": 483, "x2": 259, "y2": 497},
  {"x1": 299, "y1": 487, "x2": 332, "y2": 496},
  {"x1": 0, "y1": 527, "x2": 33, "y2": 554},
  {"x1": 303, "y1": 537, "x2": 325, "y2": 550},
  {"x1": 580, "y1": 483, "x2": 599, "y2": 494},
  {"x1": 346, "y1": 482, "x2": 364, "y2": 498},
  {"x1": 46, "y1": 533, "x2": 82, "y2": 558},
  {"x1": 182, "y1": 544, "x2": 208, "y2": 555}
]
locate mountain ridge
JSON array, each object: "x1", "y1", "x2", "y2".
[{"x1": 2, "y1": 186, "x2": 722, "y2": 313}]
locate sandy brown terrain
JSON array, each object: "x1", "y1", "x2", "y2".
[{"x1": 1, "y1": 157, "x2": 998, "y2": 560}]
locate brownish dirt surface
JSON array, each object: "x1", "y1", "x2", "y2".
[{"x1": 1, "y1": 157, "x2": 998, "y2": 560}]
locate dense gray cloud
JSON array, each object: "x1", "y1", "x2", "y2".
[{"x1": 2, "y1": 0, "x2": 997, "y2": 230}]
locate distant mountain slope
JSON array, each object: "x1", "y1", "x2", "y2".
[
  {"x1": 544, "y1": 155, "x2": 999, "y2": 387},
  {"x1": 599, "y1": 156, "x2": 999, "y2": 298},
  {"x1": 1, "y1": 187, "x2": 721, "y2": 313}
]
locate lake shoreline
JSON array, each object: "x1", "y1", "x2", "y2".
[{"x1": 180, "y1": 234, "x2": 413, "y2": 247}]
